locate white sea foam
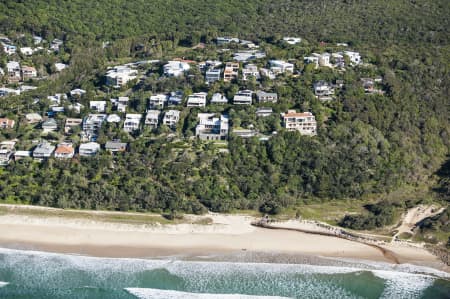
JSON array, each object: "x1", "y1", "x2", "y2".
[
  {"x1": 372, "y1": 270, "x2": 436, "y2": 298},
  {"x1": 0, "y1": 281, "x2": 9, "y2": 288},
  {"x1": 125, "y1": 288, "x2": 292, "y2": 299}
]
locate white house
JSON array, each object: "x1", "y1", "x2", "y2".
[
  {"x1": 21, "y1": 66, "x2": 37, "y2": 79},
  {"x1": 123, "y1": 114, "x2": 142, "y2": 132},
  {"x1": 106, "y1": 114, "x2": 121, "y2": 123},
  {"x1": 343, "y1": 51, "x2": 362, "y2": 65},
  {"x1": 2, "y1": 43, "x2": 16, "y2": 55},
  {"x1": 70, "y1": 89, "x2": 86, "y2": 97},
  {"x1": 54, "y1": 143, "x2": 75, "y2": 159},
  {"x1": 256, "y1": 107, "x2": 273, "y2": 117},
  {"x1": 210, "y1": 93, "x2": 228, "y2": 104},
  {"x1": 195, "y1": 113, "x2": 229, "y2": 140},
  {"x1": 90, "y1": 101, "x2": 107, "y2": 113},
  {"x1": 6, "y1": 61, "x2": 21, "y2": 82},
  {"x1": 216, "y1": 37, "x2": 240, "y2": 45},
  {"x1": 47, "y1": 93, "x2": 67, "y2": 107},
  {"x1": 283, "y1": 37, "x2": 302, "y2": 45},
  {"x1": 83, "y1": 114, "x2": 107, "y2": 138},
  {"x1": 163, "y1": 61, "x2": 190, "y2": 77},
  {"x1": 313, "y1": 81, "x2": 334, "y2": 99},
  {"x1": 33, "y1": 142, "x2": 55, "y2": 160},
  {"x1": 256, "y1": 90, "x2": 278, "y2": 103},
  {"x1": 0, "y1": 141, "x2": 16, "y2": 165},
  {"x1": 54, "y1": 63, "x2": 68, "y2": 72},
  {"x1": 205, "y1": 68, "x2": 221, "y2": 83},
  {"x1": 233, "y1": 90, "x2": 253, "y2": 105},
  {"x1": 281, "y1": 110, "x2": 317, "y2": 136},
  {"x1": 269, "y1": 60, "x2": 294, "y2": 74},
  {"x1": 106, "y1": 66, "x2": 137, "y2": 87},
  {"x1": 149, "y1": 94, "x2": 168, "y2": 109},
  {"x1": 242, "y1": 64, "x2": 260, "y2": 81},
  {"x1": 186, "y1": 92, "x2": 207, "y2": 107},
  {"x1": 162, "y1": 110, "x2": 180, "y2": 128},
  {"x1": 79, "y1": 142, "x2": 101, "y2": 157},
  {"x1": 144, "y1": 110, "x2": 161, "y2": 128},
  {"x1": 20, "y1": 47, "x2": 34, "y2": 56},
  {"x1": 42, "y1": 118, "x2": 58, "y2": 133}
]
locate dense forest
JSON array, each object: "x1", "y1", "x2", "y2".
[{"x1": 0, "y1": 0, "x2": 448, "y2": 224}]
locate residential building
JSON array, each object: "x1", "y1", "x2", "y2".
[
  {"x1": 256, "y1": 90, "x2": 278, "y2": 103},
  {"x1": 163, "y1": 61, "x2": 190, "y2": 77},
  {"x1": 205, "y1": 68, "x2": 221, "y2": 83},
  {"x1": 0, "y1": 88, "x2": 20, "y2": 97},
  {"x1": 242, "y1": 64, "x2": 260, "y2": 81},
  {"x1": 54, "y1": 143, "x2": 75, "y2": 159},
  {"x1": 105, "y1": 141, "x2": 127, "y2": 153},
  {"x1": 283, "y1": 37, "x2": 302, "y2": 45},
  {"x1": 0, "y1": 141, "x2": 16, "y2": 165},
  {"x1": 14, "y1": 151, "x2": 32, "y2": 161},
  {"x1": 186, "y1": 92, "x2": 207, "y2": 107},
  {"x1": 256, "y1": 107, "x2": 273, "y2": 117},
  {"x1": 216, "y1": 37, "x2": 240, "y2": 45},
  {"x1": 313, "y1": 81, "x2": 334, "y2": 99},
  {"x1": 33, "y1": 36, "x2": 43, "y2": 45},
  {"x1": 21, "y1": 66, "x2": 37, "y2": 79},
  {"x1": 79, "y1": 142, "x2": 101, "y2": 157},
  {"x1": 106, "y1": 114, "x2": 121, "y2": 123},
  {"x1": 6, "y1": 61, "x2": 21, "y2": 83},
  {"x1": 123, "y1": 114, "x2": 142, "y2": 132},
  {"x1": 64, "y1": 118, "x2": 83, "y2": 134},
  {"x1": 210, "y1": 93, "x2": 228, "y2": 104},
  {"x1": 83, "y1": 114, "x2": 107, "y2": 138},
  {"x1": 269, "y1": 60, "x2": 294, "y2": 74},
  {"x1": 233, "y1": 51, "x2": 266, "y2": 62},
  {"x1": 162, "y1": 110, "x2": 180, "y2": 128},
  {"x1": 281, "y1": 110, "x2": 317, "y2": 136},
  {"x1": 233, "y1": 90, "x2": 253, "y2": 105},
  {"x1": 42, "y1": 118, "x2": 58, "y2": 132},
  {"x1": 54, "y1": 63, "x2": 68, "y2": 72},
  {"x1": 232, "y1": 129, "x2": 258, "y2": 138},
  {"x1": 33, "y1": 142, "x2": 55, "y2": 160},
  {"x1": 0, "y1": 118, "x2": 15, "y2": 129},
  {"x1": 68, "y1": 103, "x2": 84, "y2": 114},
  {"x1": 50, "y1": 39, "x2": 63, "y2": 51},
  {"x1": 168, "y1": 91, "x2": 183, "y2": 106},
  {"x1": 47, "y1": 93, "x2": 67, "y2": 106},
  {"x1": 343, "y1": 51, "x2": 362, "y2": 65},
  {"x1": 70, "y1": 88, "x2": 86, "y2": 97},
  {"x1": 20, "y1": 47, "x2": 34, "y2": 56},
  {"x1": 223, "y1": 62, "x2": 239, "y2": 82},
  {"x1": 106, "y1": 66, "x2": 137, "y2": 87},
  {"x1": 195, "y1": 113, "x2": 229, "y2": 140},
  {"x1": 260, "y1": 68, "x2": 276, "y2": 80},
  {"x1": 145, "y1": 110, "x2": 161, "y2": 128},
  {"x1": 90, "y1": 101, "x2": 107, "y2": 113},
  {"x1": 148, "y1": 94, "x2": 168, "y2": 109},
  {"x1": 2, "y1": 43, "x2": 16, "y2": 55},
  {"x1": 25, "y1": 113, "x2": 42, "y2": 124}
]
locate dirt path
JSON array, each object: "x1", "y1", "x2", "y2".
[{"x1": 393, "y1": 205, "x2": 444, "y2": 241}]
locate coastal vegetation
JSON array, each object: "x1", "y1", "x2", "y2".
[{"x1": 0, "y1": 0, "x2": 448, "y2": 249}]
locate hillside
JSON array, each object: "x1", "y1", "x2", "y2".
[{"x1": 0, "y1": 0, "x2": 448, "y2": 239}]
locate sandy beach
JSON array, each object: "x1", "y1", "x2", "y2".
[{"x1": 0, "y1": 204, "x2": 446, "y2": 271}]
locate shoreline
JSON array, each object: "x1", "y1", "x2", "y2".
[{"x1": 0, "y1": 205, "x2": 448, "y2": 273}]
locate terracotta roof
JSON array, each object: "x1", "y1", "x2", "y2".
[
  {"x1": 55, "y1": 144, "x2": 74, "y2": 154},
  {"x1": 283, "y1": 112, "x2": 314, "y2": 118}
]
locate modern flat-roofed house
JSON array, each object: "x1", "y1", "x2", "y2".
[
  {"x1": 148, "y1": 94, "x2": 168, "y2": 109},
  {"x1": 14, "y1": 150, "x2": 32, "y2": 161},
  {"x1": 186, "y1": 92, "x2": 207, "y2": 107},
  {"x1": 106, "y1": 66, "x2": 137, "y2": 87},
  {"x1": 33, "y1": 142, "x2": 55, "y2": 160},
  {"x1": 90, "y1": 101, "x2": 107, "y2": 113},
  {"x1": 0, "y1": 118, "x2": 15, "y2": 129},
  {"x1": 0, "y1": 140, "x2": 16, "y2": 165},
  {"x1": 6, "y1": 61, "x2": 21, "y2": 83},
  {"x1": 123, "y1": 114, "x2": 142, "y2": 132},
  {"x1": 313, "y1": 81, "x2": 334, "y2": 100},
  {"x1": 283, "y1": 37, "x2": 302, "y2": 45},
  {"x1": 195, "y1": 113, "x2": 229, "y2": 141},
  {"x1": 210, "y1": 93, "x2": 228, "y2": 105},
  {"x1": 343, "y1": 51, "x2": 362, "y2": 65},
  {"x1": 65, "y1": 118, "x2": 83, "y2": 134},
  {"x1": 232, "y1": 129, "x2": 258, "y2": 138},
  {"x1": 21, "y1": 66, "x2": 37, "y2": 80},
  {"x1": 281, "y1": 110, "x2": 317, "y2": 136},
  {"x1": 54, "y1": 143, "x2": 75, "y2": 159},
  {"x1": 145, "y1": 110, "x2": 161, "y2": 128},
  {"x1": 205, "y1": 68, "x2": 221, "y2": 83},
  {"x1": 269, "y1": 60, "x2": 294, "y2": 74},
  {"x1": 79, "y1": 142, "x2": 101, "y2": 157},
  {"x1": 70, "y1": 88, "x2": 86, "y2": 97},
  {"x1": 223, "y1": 62, "x2": 239, "y2": 82},
  {"x1": 25, "y1": 113, "x2": 42, "y2": 124},
  {"x1": 42, "y1": 118, "x2": 58, "y2": 133},
  {"x1": 105, "y1": 141, "x2": 128, "y2": 153},
  {"x1": 2, "y1": 43, "x2": 16, "y2": 55},
  {"x1": 162, "y1": 110, "x2": 180, "y2": 128},
  {"x1": 83, "y1": 114, "x2": 107, "y2": 139},
  {"x1": 242, "y1": 64, "x2": 260, "y2": 81},
  {"x1": 168, "y1": 91, "x2": 183, "y2": 106},
  {"x1": 163, "y1": 61, "x2": 190, "y2": 77},
  {"x1": 233, "y1": 90, "x2": 253, "y2": 105},
  {"x1": 216, "y1": 37, "x2": 240, "y2": 45},
  {"x1": 256, "y1": 107, "x2": 273, "y2": 117},
  {"x1": 256, "y1": 90, "x2": 278, "y2": 103}
]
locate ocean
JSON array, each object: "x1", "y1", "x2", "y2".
[{"x1": 0, "y1": 247, "x2": 449, "y2": 299}]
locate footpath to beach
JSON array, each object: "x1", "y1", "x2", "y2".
[{"x1": 0, "y1": 204, "x2": 447, "y2": 272}]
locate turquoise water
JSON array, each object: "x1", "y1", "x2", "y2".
[{"x1": 0, "y1": 248, "x2": 449, "y2": 299}]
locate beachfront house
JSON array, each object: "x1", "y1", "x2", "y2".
[
  {"x1": 256, "y1": 90, "x2": 278, "y2": 103},
  {"x1": 186, "y1": 92, "x2": 207, "y2": 107},
  {"x1": 195, "y1": 113, "x2": 229, "y2": 141},
  {"x1": 162, "y1": 110, "x2": 180, "y2": 128},
  {"x1": 281, "y1": 110, "x2": 317, "y2": 136},
  {"x1": 233, "y1": 90, "x2": 253, "y2": 105},
  {"x1": 79, "y1": 142, "x2": 101, "y2": 157}
]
